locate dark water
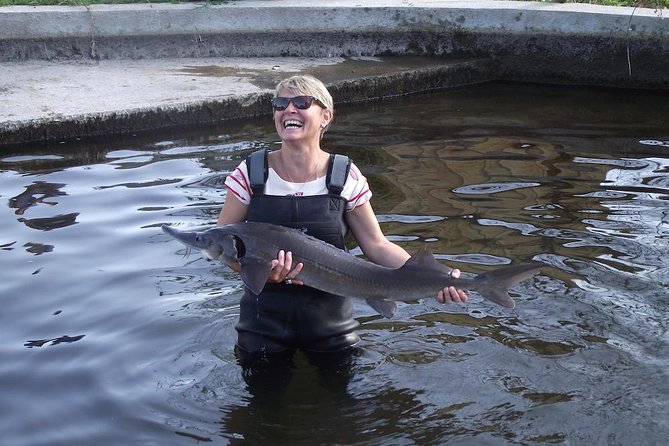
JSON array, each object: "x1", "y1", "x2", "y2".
[{"x1": 2, "y1": 82, "x2": 668, "y2": 445}]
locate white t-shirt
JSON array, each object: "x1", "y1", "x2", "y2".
[{"x1": 224, "y1": 159, "x2": 372, "y2": 211}]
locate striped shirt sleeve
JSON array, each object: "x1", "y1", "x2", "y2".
[
  {"x1": 343, "y1": 162, "x2": 372, "y2": 211},
  {"x1": 224, "y1": 160, "x2": 252, "y2": 205}
]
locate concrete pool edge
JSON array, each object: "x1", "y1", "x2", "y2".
[
  {"x1": 1, "y1": 1, "x2": 668, "y2": 146},
  {"x1": 0, "y1": 57, "x2": 495, "y2": 146}
]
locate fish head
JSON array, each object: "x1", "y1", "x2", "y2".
[{"x1": 162, "y1": 225, "x2": 240, "y2": 264}]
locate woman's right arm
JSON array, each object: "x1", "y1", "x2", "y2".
[{"x1": 217, "y1": 192, "x2": 248, "y2": 225}]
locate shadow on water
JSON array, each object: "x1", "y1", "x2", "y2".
[{"x1": 1, "y1": 82, "x2": 669, "y2": 445}]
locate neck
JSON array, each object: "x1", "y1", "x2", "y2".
[{"x1": 278, "y1": 148, "x2": 322, "y2": 184}]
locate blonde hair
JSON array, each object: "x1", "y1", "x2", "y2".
[{"x1": 274, "y1": 75, "x2": 334, "y2": 133}]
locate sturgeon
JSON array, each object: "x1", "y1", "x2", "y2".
[{"x1": 162, "y1": 222, "x2": 546, "y2": 318}]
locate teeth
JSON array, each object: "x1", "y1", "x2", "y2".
[{"x1": 284, "y1": 120, "x2": 303, "y2": 129}]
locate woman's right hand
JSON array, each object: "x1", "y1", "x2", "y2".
[{"x1": 268, "y1": 250, "x2": 304, "y2": 285}]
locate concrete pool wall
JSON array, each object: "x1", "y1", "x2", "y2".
[{"x1": 1, "y1": 1, "x2": 667, "y2": 146}]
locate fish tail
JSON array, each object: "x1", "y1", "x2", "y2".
[{"x1": 472, "y1": 261, "x2": 547, "y2": 308}]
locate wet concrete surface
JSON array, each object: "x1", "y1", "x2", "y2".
[
  {"x1": 0, "y1": 1, "x2": 667, "y2": 146},
  {"x1": 0, "y1": 56, "x2": 492, "y2": 146}
]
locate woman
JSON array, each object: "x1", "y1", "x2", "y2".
[{"x1": 218, "y1": 75, "x2": 467, "y2": 359}]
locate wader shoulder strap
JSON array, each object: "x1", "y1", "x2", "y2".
[
  {"x1": 326, "y1": 154, "x2": 351, "y2": 196},
  {"x1": 246, "y1": 149, "x2": 268, "y2": 195},
  {"x1": 248, "y1": 149, "x2": 349, "y2": 196}
]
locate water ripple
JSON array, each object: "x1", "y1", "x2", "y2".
[{"x1": 453, "y1": 182, "x2": 541, "y2": 195}]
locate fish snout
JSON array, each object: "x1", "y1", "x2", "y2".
[{"x1": 162, "y1": 225, "x2": 210, "y2": 249}]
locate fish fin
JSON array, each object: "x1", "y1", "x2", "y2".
[
  {"x1": 474, "y1": 261, "x2": 548, "y2": 308},
  {"x1": 366, "y1": 299, "x2": 397, "y2": 319},
  {"x1": 239, "y1": 257, "x2": 274, "y2": 295},
  {"x1": 403, "y1": 247, "x2": 452, "y2": 273}
]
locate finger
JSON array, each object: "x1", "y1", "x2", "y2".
[
  {"x1": 280, "y1": 251, "x2": 297, "y2": 281},
  {"x1": 276, "y1": 250, "x2": 285, "y2": 266},
  {"x1": 269, "y1": 259, "x2": 279, "y2": 279},
  {"x1": 450, "y1": 268, "x2": 461, "y2": 279},
  {"x1": 289, "y1": 262, "x2": 304, "y2": 278},
  {"x1": 269, "y1": 250, "x2": 286, "y2": 281},
  {"x1": 284, "y1": 262, "x2": 304, "y2": 285},
  {"x1": 453, "y1": 286, "x2": 468, "y2": 301},
  {"x1": 447, "y1": 286, "x2": 468, "y2": 303},
  {"x1": 458, "y1": 289, "x2": 468, "y2": 302},
  {"x1": 284, "y1": 251, "x2": 293, "y2": 272}
]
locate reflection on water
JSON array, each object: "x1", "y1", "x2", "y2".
[
  {"x1": 1, "y1": 82, "x2": 669, "y2": 445},
  {"x1": 9, "y1": 181, "x2": 67, "y2": 215},
  {"x1": 17, "y1": 212, "x2": 79, "y2": 231},
  {"x1": 24, "y1": 334, "x2": 86, "y2": 349}
]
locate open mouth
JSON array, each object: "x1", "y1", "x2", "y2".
[{"x1": 283, "y1": 120, "x2": 303, "y2": 129}]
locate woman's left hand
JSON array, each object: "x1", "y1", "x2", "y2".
[{"x1": 436, "y1": 268, "x2": 468, "y2": 304}]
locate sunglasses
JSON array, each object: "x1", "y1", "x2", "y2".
[{"x1": 271, "y1": 95, "x2": 327, "y2": 111}]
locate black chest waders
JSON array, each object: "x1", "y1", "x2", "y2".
[{"x1": 235, "y1": 149, "x2": 361, "y2": 354}]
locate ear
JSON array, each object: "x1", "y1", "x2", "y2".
[{"x1": 321, "y1": 108, "x2": 333, "y2": 127}]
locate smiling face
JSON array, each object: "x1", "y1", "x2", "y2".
[{"x1": 274, "y1": 88, "x2": 332, "y2": 145}]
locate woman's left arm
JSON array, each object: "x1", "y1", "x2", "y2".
[{"x1": 346, "y1": 202, "x2": 468, "y2": 304}]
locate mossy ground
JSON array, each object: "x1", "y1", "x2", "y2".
[{"x1": 0, "y1": 0, "x2": 667, "y2": 8}]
